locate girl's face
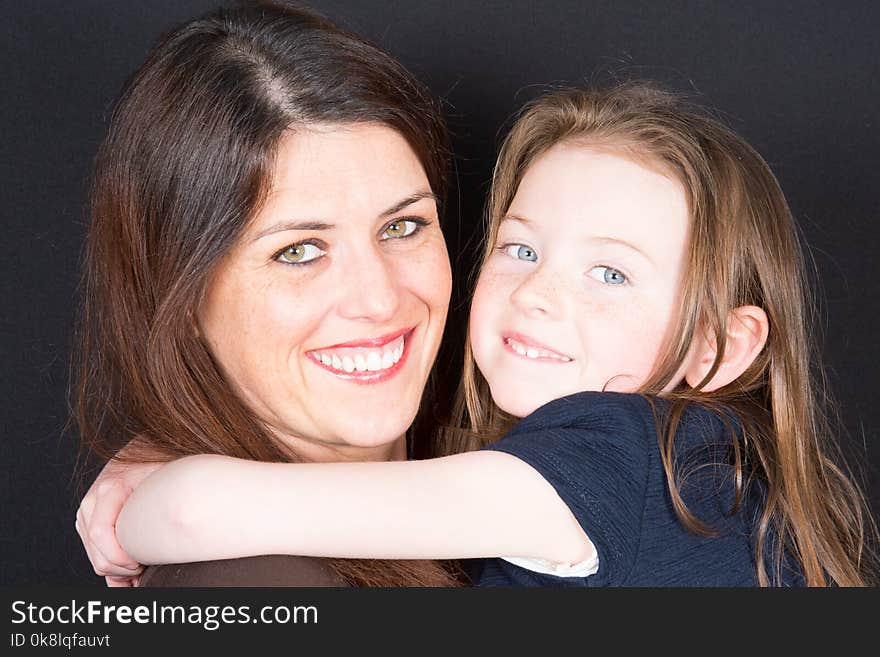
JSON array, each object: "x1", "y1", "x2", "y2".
[
  {"x1": 199, "y1": 124, "x2": 451, "y2": 461},
  {"x1": 470, "y1": 143, "x2": 691, "y2": 418}
]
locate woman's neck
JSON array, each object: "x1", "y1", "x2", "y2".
[{"x1": 271, "y1": 431, "x2": 408, "y2": 463}]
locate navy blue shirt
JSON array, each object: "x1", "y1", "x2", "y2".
[{"x1": 475, "y1": 391, "x2": 802, "y2": 587}]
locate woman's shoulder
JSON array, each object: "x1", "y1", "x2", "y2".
[{"x1": 138, "y1": 555, "x2": 349, "y2": 587}]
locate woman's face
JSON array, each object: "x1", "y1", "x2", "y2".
[{"x1": 199, "y1": 124, "x2": 451, "y2": 461}]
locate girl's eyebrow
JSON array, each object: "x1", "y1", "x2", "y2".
[
  {"x1": 588, "y1": 236, "x2": 655, "y2": 266},
  {"x1": 500, "y1": 215, "x2": 653, "y2": 265},
  {"x1": 250, "y1": 190, "x2": 437, "y2": 242}
]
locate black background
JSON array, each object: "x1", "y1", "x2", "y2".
[{"x1": 2, "y1": 0, "x2": 878, "y2": 585}]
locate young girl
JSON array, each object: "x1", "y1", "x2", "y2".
[{"x1": 107, "y1": 83, "x2": 877, "y2": 586}]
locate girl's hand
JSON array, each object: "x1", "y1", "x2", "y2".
[{"x1": 75, "y1": 453, "x2": 163, "y2": 586}]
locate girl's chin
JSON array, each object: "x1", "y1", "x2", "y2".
[{"x1": 490, "y1": 390, "x2": 544, "y2": 419}]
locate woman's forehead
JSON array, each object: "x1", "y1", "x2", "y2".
[{"x1": 253, "y1": 124, "x2": 433, "y2": 228}]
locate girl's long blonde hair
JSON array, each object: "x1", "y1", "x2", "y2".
[{"x1": 445, "y1": 83, "x2": 878, "y2": 586}]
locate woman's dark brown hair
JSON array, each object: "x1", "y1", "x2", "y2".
[{"x1": 72, "y1": 0, "x2": 461, "y2": 586}]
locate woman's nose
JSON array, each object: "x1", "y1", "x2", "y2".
[
  {"x1": 509, "y1": 265, "x2": 561, "y2": 319},
  {"x1": 335, "y1": 249, "x2": 401, "y2": 322}
]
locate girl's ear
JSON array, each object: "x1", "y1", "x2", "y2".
[{"x1": 684, "y1": 305, "x2": 769, "y2": 392}]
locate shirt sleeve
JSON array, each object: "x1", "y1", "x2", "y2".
[{"x1": 481, "y1": 394, "x2": 652, "y2": 585}]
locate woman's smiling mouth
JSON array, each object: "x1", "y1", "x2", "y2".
[{"x1": 307, "y1": 328, "x2": 414, "y2": 383}]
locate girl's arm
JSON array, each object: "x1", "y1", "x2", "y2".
[{"x1": 116, "y1": 452, "x2": 595, "y2": 567}]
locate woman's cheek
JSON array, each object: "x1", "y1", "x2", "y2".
[{"x1": 403, "y1": 235, "x2": 452, "y2": 305}]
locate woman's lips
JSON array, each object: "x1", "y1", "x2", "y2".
[
  {"x1": 306, "y1": 328, "x2": 414, "y2": 384},
  {"x1": 502, "y1": 331, "x2": 573, "y2": 363}
]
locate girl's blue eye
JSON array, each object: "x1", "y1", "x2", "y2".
[
  {"x1": 503, "y1": 244, "x2": 538, "y2": 262},
  {"x1": 276, "y1": 242, "x2": 325, "y2": 264},
  {"x1": 588, "y1": 265, "x2": 627, "y2": 285},
  {"x1": 382, "y1": 219, "x2": 421, "y2": 239}
]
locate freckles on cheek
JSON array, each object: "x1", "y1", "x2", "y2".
[
  {"x1": 473, "y1": 266, "x2": 509, "y2": 300},
  {"x1": 259, "y1": 285, "x2": 307, "y2": 336},
  {"x1": 624, "y1": 315, "x2": 670, "y2": 374},
  {"x1": 410, "y1": 256, "x2": 452, "y2": 303},
  {"x1": 220, "y1": 277, "x2": 292, "y2": 344},
  {"x1": 470, "y1": 273, "x2": 503, "y2": 327},
  {"x1": 582, "y1": 297, "x2": 663, "y2": 366}
]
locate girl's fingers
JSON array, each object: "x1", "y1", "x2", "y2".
[
  {"x1": 105, "y1": 575, "x2": 137, "y2": 587},
  {"x1": 88, "y1": 479, "x2": 142, "y2": 571},
  {"x1": 75, "y1": 454, "x2": 161, "y2": 581},
  {"x1": 76, "y1": 479, "x2": 143, "y2": 578}
]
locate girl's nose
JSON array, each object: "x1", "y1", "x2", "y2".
[{"x1": 509, "y1": 265, "x2": 561, "y2": 319}]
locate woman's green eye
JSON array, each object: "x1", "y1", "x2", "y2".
[
  {"x1": 383, "y1": 219, "x2": 419, "y2": 239},
  {"x1": 277, "y1": 242, "x2": 325, "y2": 264}
]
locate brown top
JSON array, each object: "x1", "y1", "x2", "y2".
[{"x1": 138, "y1": 555, "x2": 348, "y2": 587}]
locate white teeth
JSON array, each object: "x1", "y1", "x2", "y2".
[
  {"x1": 506, "y1": 338, "x2": 571, "y2": 362},
  {"x1": 310, "y1": 335, "x2": 407, "y2": 374}
]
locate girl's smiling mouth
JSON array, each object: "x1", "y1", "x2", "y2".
[
  {"x1": 502, "y1": 332, "x2": 573, "y2": 363},
  {"x1": 307, "y1": 328, "x2": 415, "y2": 383}
]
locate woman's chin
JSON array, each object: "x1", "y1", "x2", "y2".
[{"x1": 268, "y1": 414, "x2": 411, "y2": 461}]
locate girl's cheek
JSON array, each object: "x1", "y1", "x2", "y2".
[
  {"x1": 584, "y1": 297, "x2": 663, "y2": 360},
  {"x1": 469, "y1": 272, "x2": 508, "y2": 348},
  {"x1": 627, "y1": 312, "x2": 673, "y2": 375},
  {"x1": 571, "y1": 286, "x2": 627, "y2": 322},
  {"x1": 471, "y1": 267, "x2": 507, "y2": 307}
]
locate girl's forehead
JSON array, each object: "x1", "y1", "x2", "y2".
[{"x1": 505, "y1": 144, "x2": 690, "y2": 256}]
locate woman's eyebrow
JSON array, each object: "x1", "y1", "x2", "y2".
[
  {"x1": 379, "y1": 190, "x2": 438, "y2": 217},
  {"x1": 251, "y1": 191, "x2": 437, "y2": 242},
  {"x1": 250, "y1": 220, "x2": 335, "y2": 242}
]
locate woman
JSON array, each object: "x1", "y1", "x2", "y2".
[{"x1": 73, "y1": 0, "x2": 463, "y2": 587}]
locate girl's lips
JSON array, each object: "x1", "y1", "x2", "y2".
[
  {"x1": 307, "y1": 328, "x2": 415, "y2": 385},
  {"x1": 502, "y1": 331, "x2": 573, "y2": 363}
]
